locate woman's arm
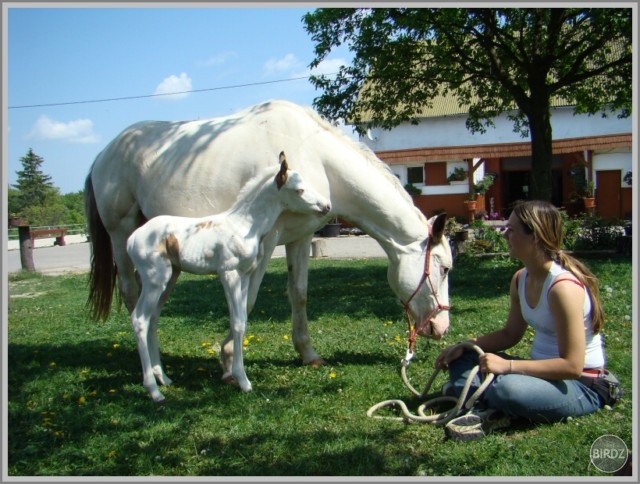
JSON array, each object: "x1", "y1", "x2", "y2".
[
  {"x1": 483, "y1": 277, "x2": 587, "y2": 379},
  {"x1": 436, "y1": 270, "x2": 527, "y2": 369}
]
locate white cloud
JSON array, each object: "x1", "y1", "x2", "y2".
[
  {"x1": 153, "y1": 72, "x2": 192, "y2": 100},
  {"x1": 199, "y1": 51, "x2": 236, "y2": 67},
  {"x1": 263, "y1": 53, "x2": 299, "y2": 76},
  {"x1": 292, "y1": 57, "x2": 347, "y2": 79},
  {"x1": 28, "y1": 115, "x2": 100, "y2": 144},
  {"x1": 309, "y1": 58, "x2": 346, "y2": 77}
]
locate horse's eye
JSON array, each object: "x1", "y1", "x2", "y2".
[
  {"x1": 296, "y1": 189, "x2": 304, "y2": 195},
  {"x1": 442, "y1": 267, "x2": 450, "y2": 275}
]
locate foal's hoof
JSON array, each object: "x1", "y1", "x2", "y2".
[
  {"x1": 150, "y1": 390, "x2": 166, "y2": 404},
  {"x1": 222, "y1": 373, "x2": 238, "y2": 387}
]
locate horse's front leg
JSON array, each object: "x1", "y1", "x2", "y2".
[
  {"x1": 286, "y1": 236, "x2": 325, "y2": 366},
  {"x1": 247, "y1": 231, "x2": 278, "y2": 314},
  {"x1": 219, "y1": 270, "x2": 252, "y2": 392}
]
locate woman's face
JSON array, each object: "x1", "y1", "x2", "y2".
[{"x1": 503, "y1": 211, "x2": 535, "y2": 260}]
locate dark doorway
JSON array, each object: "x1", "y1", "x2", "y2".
[{"x1": 596, "y1": 170, "x2": 622, "y2": 220}]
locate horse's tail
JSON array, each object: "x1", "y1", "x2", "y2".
[{"x1": 84, "y1": 171, "x2": 117, "y2": 321}]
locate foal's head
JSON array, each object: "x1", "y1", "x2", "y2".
[{"x1": 275, "y1": 151, "x2": 331, "y2": 216}]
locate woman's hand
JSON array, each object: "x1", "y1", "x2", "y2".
[
  {"x1": 435, "y1": 344, "x2": 465, "y2": 370},
  {"x1": 479, "y1": 353, "x2": 511, "y2": 375}
]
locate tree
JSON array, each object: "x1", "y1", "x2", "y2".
[
  {"x1": 13, "y1": 148, "x2": 57, "y2": 212},
  {"x1": 303, "y1": 8, "x2": 632, "y2": 201}
]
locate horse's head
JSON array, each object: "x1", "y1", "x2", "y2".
[
  {"x1": 275, "y1": 151, "x2": 331, "y2": 216},
  {"x1": 390, "y1": 212, "x2": 452, "y2": 341}
]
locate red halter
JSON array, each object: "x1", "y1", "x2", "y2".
[{"x1": 401, "y1": 236, "x2": 450, "y2": 357}]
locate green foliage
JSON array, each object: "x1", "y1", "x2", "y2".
[
  {"x1": 9, "y1": 149, "x2": 86, "y2": 227},
  {"x1": 562, "y1": 214, "x2": 624, "y2": 251},
  {"x1": 473, "y1": 173, "x2": 495, "y2": 195},
  {"x1": 12, "y1": 148, "x2": 57, "y2": 213},
  {"x1": 403, "y1": 182, "x2": 421, "y2": 196},
  {"x1": 447, "y1": 167, "x2": 468, "y2": 183},
  {"x1": 462, "y1": 219, "x2": 509, "y2": 255},
  {"x1": 303, "y1": 8, "x2": 632, "y2": 201},
  {"x1": 7, "y1": 257, "x2": 632, "y2": 476}
]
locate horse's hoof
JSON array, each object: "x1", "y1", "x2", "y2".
[{"x1": 307, "y1": 358, "x2": 326, "y2": 368}]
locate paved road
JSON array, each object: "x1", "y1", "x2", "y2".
[{"x1": 5, "y1": 235, "x2": 387, "y2": 276}]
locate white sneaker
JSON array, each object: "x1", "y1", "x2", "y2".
[{"x1": 445, "y1": 408, "x2": 511, "y2": 441}]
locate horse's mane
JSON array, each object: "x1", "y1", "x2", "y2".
[{"x1": 297, "y1": 103, "x2": 425, "y2": 221}]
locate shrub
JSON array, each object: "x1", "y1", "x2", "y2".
[{"x1": 562, "y1": 213, "x2": 624, "y2": 251}]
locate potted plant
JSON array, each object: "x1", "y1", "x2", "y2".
[
  {"x1": 583, "y1": 180, "x2": 595, "y2": 209},
  {"x1": 445, "y1": 217, "x2": 469, "y2": 242},
  {"x1": 404, "y1": 182, "x2": 422, "y2": 196},
  {"x1": 447, "y1": 167, "x2": 468, "y2": 184},
  {"x1": 321, "y1": 217, "x2": 341, "y2": 237},
  {"x1": 464, "y1": 173, "x2": 494, "y2": 215},
  {"x1": 464, "y1": 194, "x2": 478, "y2": 211},
  {"x1": 473, "y1": 173, "x2": 496, "y2": 197}
]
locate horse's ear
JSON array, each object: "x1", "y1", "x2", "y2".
[
  {"x1": 276, "y1": 151, "x2": 288, "y2": 190},
  {"x1": 430, "y1": 213, "x2": 447, "y2": 243}
]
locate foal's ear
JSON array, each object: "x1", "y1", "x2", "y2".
[{"x1": 276, "y1": 151, "x2": 288, "y2": 190}]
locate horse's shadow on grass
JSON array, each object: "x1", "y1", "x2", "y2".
[{"x1": 161, "y1": 263, "x2": 402, "y2": 324}]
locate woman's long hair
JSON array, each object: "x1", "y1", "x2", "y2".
[{"x1": 513, "y1": 200, "x2": 605, "y2": 333}]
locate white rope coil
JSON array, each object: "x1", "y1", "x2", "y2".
[{"x1": 367, "y1": 342, "x2": 494, "y2": 425}]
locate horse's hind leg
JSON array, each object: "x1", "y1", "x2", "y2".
[
  {"x1": 110, "y1": 208, "x2": 145, "y2": 314},
  {"x1": 286, "y1": 236, "x2": 324, "y2": 366}
]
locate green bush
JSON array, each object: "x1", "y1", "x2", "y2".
[{"x1": 562, "y1": 213, "x2": 624, "y2": 251}]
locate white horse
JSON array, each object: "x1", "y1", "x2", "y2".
[
  {"x1": 127, "y1": 154, "x2": 331, "y2": 402},
  {"x1": 85, "y1": 100, "x2": 452, "y2": 376}
]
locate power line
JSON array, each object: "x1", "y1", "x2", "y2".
[{"x1": 8, "y1": 75, "x2": 318, "y2": 110}]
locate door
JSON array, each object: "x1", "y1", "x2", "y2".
[{"x1": 595, "y1": 170, "x2": 622, "y2": 220}]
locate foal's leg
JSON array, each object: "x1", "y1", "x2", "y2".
[
  {"x1": 131, "y1": 256, "x2": 173, "y2": 402},
  {"x1": 219, "y1": 270, "x2": 252, "y2": 392},
  {"x1": 147, "y1": 268, "x2": 181, "y2": 386},
  {"x1": 220, "y1": 235, "x2": 278, "y2": 377},
  {"x1": 286, "y1": 235, "x2": 324, "y2": 366}
]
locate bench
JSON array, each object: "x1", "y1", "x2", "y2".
[{"x1": 29, "y1": 227, "x2": 68, "y2": 246}]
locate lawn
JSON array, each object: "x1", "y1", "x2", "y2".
[{"x1": 6, "y1": 254, "x2": 634, "y2": 477}]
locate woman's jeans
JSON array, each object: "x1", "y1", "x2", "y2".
[{"x1": 448, "y1": 349, "x2": 602, "y2": 423}]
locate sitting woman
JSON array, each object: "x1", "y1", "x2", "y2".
[{"x1": 435, "y1": 200, "x2": 620, "y2": 440}]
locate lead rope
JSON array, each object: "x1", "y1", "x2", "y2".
[{"x1": 366, "y1": 342, "x2": 494, "y2": 425}]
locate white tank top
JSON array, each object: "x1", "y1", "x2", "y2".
[{"x1": 518, "y1": 261, "x2": 605, "y2": 369}]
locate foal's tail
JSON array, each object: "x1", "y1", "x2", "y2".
[{"x1": 84, "y1": 172, "x2": 118, "y2": 321}]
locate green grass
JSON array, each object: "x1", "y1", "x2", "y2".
[{"x1": 7, "y1": 255, "x2": 633, "y2": 476}]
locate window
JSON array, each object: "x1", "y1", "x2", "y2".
[{"x1": 407, "y1": 166, "x2": 424, "y2": 185}]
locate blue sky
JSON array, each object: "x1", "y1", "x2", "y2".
[{"x1": 6, "y1": 6, "x2": 352, "y2": 194}]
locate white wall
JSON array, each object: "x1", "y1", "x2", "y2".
[
  {"x1": 363, "y1": 107, "x2": 631, "y2": 152},
  {"x1": 593, "y1": 151, "x2": 634, "y2": 187}
]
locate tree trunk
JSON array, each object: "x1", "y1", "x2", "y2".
[
  {"x1": 527, "y1": 90, "x2": 554, "y2": 201},
  {"x1": 18, "y1": 226, "x2": 35, "y2": 272}
]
